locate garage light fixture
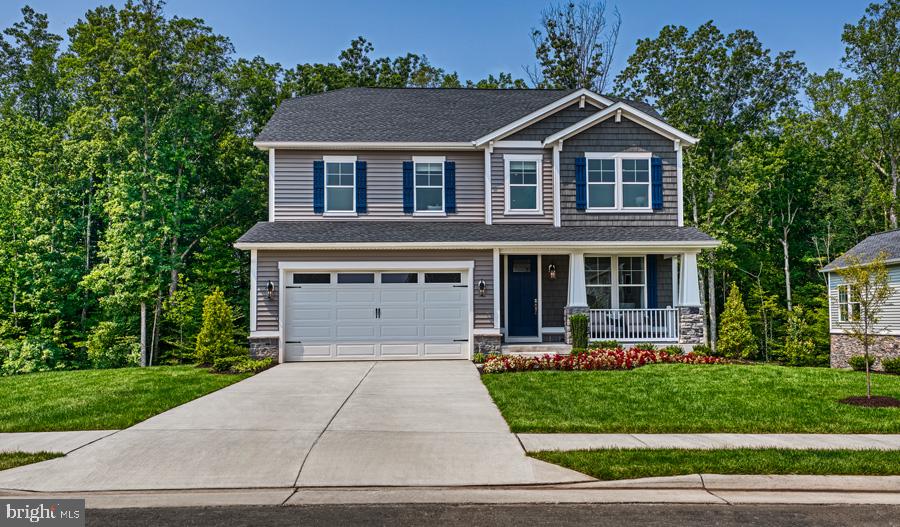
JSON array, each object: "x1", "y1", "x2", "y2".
[
  {"x1": 266, "y1": 280, "x2": 275, "y2": 299},
  {"x1": 478, "y1": 280, "x2": 486, "y2": 297}
]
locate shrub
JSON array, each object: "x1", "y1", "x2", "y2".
[
  {"x1": 718, "y1": 283, "x2": 758, "y2": 359},
  {"x1": 195, "y1": 289, "x2": 242, "y2": 365},
  {"x1": 473, "y1": 352, "x2": 499, "y2": 364},
  {"x1": 211, "y1": 355, "x2": 275, "y2": 374},
  {"x1": 882, "y1": 357, "x2": 900, "y2": 374},
  {"x1": 848, "y1": 355, "x2": 869, "y2": 371},
  {"x1": 661, "y1": 345, "x2": 684, "y2": 355},
  {"x1": 86, "y1": 321, "x2": 140, "y2": 369},
  {"x1": 591, "y1": 340, "x2": 620, "y2": 350},
  {"x1": 569, "y1": 314, "x2": 588, "y2": 349},
  {"x1": 691, "y1": 344, "x2": 712, "y2": 356},
  {"x1": 0, "y1": 337, "x2": 69, "y2": 375},
  {"x1": 570, "y1": 347, "x2": 589, "y2": 356},
  {"x1": 779, "y1": 306, "x2": 828, "y2": 367},
  {"x1": 633, "y1": 342, "x2": 656, "y2": 351},
  {"x1": 482, "y1": 347, "x2": 724, "y2": 374}
]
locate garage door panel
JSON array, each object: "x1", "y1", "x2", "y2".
[
  {"x1": 380, "y1": 307, "x2": 420, "y2": 320},
  {"x1": 424, "y1": 325, "x2": 466, "y2": 338},
  {"x1": 381, "y1": 344, "x2": 420, "y2": 356},
  {"x1": 424, "y1": 344, "x2": 465, "y2": 356},
  {"x1": 291, "y1": 290, "x2": 334, "y2": 303},
  {"x1": 423, "y1": 289, "x2": 465, "y2": 303},
  {"x1": 424, "y1": 307, "x2": 464, "y2": 321},
  {"x1": 288, "y1": 344, "x2": 331, "y2": 359},
  {"x1": 290, "y1": 308, "x2": 333, "y2": 321},
  {"x1": 289, "y1": 325, "x2": 334, "y2": 339},
  {"x1": 336, "y1": 290, "x2": 377, "y2": 303},
  {"x1": 336, "y1": 344, "x2": 376, "y2": 357},
  {"x1": 336, "y1": 325, "x2": 378, "y2": 338},
  {"x1": 380, "y1": 289, "x2": 419, "y2": 303},
  {"x1": 380, "y1": 325, "x2": 422, "y2": 338}
]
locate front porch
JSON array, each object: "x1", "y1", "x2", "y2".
[{"x1": 481, "y1": 249, "x2": 705, "y2": 351}]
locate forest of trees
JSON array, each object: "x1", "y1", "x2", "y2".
[{"x1": 0, "y1": 0, "x2": 896, "y2": 372}]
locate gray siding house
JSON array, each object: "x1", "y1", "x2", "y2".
[
  {"x1": 235, "y1": 87, "x2": 718, "y2": 362},
  {"x1": 822, "y1": 229, "x2": 900, "y2": 369}
]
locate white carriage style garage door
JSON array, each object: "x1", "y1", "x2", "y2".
[{"x1": 282, "y1": 267, "x2": 471, "y2": 361}]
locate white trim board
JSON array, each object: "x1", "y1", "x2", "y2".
[
  {"x1": 238, "y1": 241, "x2": 721, "y2": 251},
  {"x1": 255, "y1": 141, "x2": 477, "y2": 150},
  {"x1": 543, "y1": 102, "x2": 698, "y2": 146},
  {"x1": 503, "y1": 153, "x2": 544, "y2": 216}
]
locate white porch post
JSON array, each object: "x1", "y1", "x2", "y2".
[
  {"x1": 678, "y1": 252, "x2": 702, "y2": 306},
  {"x1": 492, "y1": 248, "x2": 501, "y2": 329},
  {"x1": 568, "y1": 251, "x2": 588, "y2": 307},
  {"x1": 249, "y1": 249, "x2": 258, "y2": 332}
]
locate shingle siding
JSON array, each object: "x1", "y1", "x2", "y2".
[
  {"x1": 504, "y1": 102, "x2": 599, "y2": 141},
  {"x1": 273, "y1": 150, "x2": 485, "y2": 222},
  {"x1": 490, "y1": 148, "x2": 554, "y2": 224},
  {"x1": 559, "y1": 118, "x2": 678, "y2": 227},
  {"x1": 541, "y1": 255, "x2": 570, "y2": 327},
  {"x1": 255, "y1": 249, "x2": 495, "y2": 332}
]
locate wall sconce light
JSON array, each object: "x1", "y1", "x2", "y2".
[
  {"x1": 478, "y1": 280, "x2": 486, "y2": 297},
  {"x1": 548, "y1": 264, "x2": 557, "y2": 281},
  {"x1": 266, "y1": 280, "x2": 275, "y2": 299}
]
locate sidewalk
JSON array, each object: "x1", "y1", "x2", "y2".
[
  {"x1": 517, "y1": 433, "x2": 900, "y2": 452},
  {"x1": 0, "y1": 431, "x2": 118, "y2": 454}
]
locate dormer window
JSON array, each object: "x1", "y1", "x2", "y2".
[{"x1": 323, "y1": 156, "x2": 356, "y2": 213}]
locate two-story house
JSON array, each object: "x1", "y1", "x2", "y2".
[{"x1": 234, "y1": 87, "x2": 718, "y2": 362}]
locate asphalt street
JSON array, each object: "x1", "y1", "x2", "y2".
[{"x1": 87, "y1": 503, "x2": 900, "y2": 526}]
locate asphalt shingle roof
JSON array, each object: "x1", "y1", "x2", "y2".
[
  {"x1": 822, "y1": 229, "x2": 900, "y2": 271},
  {"x1": 236, "y1": 221, "x2": 716, "y2": 245},
  {"x1": 255, "y1": 87, "x2": 662, "y2": 143}
]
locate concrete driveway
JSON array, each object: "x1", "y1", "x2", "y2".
[{"x1": 0, "y1": 361, "x2": 588, "y2": 492}]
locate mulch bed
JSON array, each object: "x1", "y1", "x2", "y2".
[{"x1": 839, "y1": 396, "x2": 900, "y2": 408}]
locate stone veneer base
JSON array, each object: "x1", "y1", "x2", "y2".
[
  {"x1": 678, "y1": 306, "x2": 706, "y2": 345},
  {"x1": 830, "y1": 333, "x2": 900, "y2": 370},
  {"x1": 249, "y1": 336, "x2": 279, "y2": 361},
  {"x1": 473, "y1": 333, "x2": 501, "y2": 354}
]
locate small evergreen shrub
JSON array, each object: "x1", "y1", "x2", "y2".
[
  {"x1": 569, "y1": 314, "x2": 589, "y2": 349},
  {"x1": 661, "y1": 345, "x2": 684, "y2": 355},
  {"x1": 86, "y1": 321, "x2": 140, "y2": 369},
  {"x1": 882, "y1": 357, "x2": 900, "y2": 374},
  {"x1": 717, "y1": 283, "x2": 758, "y2": 359},
  {"x1": 211, "y1": 355, "x2": 274, "y2": 374},
  {"x1": 473, "y1": 352, "x2": 499, "y2": 364},
  {"x1": 633, "y1": 342, "x2": 656, "y2": 351},
  {"x1": 848, "y1": 355, "x2": 869, "y2": 371},
  {"x1": 592, "y1": 340, "x2": 620, "y2": 350},
  {"x1": 691, "y1": 344, "x2": 712, "y2": 356},
  {"x1": 195, "y1": 289, "x2": 242, "y2": 365},
  {"x1": 570, "y1": 347, "x2": 588, "y2": 356}
]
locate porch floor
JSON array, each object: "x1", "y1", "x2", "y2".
[{"x1": 500, "y1": 343, "x2": 571, "y2": 356}]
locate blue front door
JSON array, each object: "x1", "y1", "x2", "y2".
[{"x1": 507, "y1": 255, "x2": 538, "y2": 337}]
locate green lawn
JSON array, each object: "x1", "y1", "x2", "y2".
[
  {"x1": 531, "y1": 449, "x2": 900, "y2": 481},
  {"x1": 481, "y1": 364, "x2": 900, "y2": 433},
  {"x1": 0, "y1": 452, "x2": 62, "y2": 471},
  {"x1": 0, "y1": 366, "x2": 250, "y2": 432}
]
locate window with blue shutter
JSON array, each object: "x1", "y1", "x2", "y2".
[
  {"x1": 312, "y1": 160, "x2": 325, "y2": 214},
  {"x1": 402, "y1": 161, "x2": 414, "y2": 214},
  {"x1": 355, "y1": 160, "x2": 367, "y2": 213},
  {"x1": 444, "y1": 161, "x2": 456, "y2": 213},
  {"x1": 651, "y1": 157, "x2": 663, "y2": 210},
  {"x1": 646, "y1": 255, "x2": 658, "y2": 308},
  {"x1": 575, "y1": 157, "x2": 587, "y2": 210}
]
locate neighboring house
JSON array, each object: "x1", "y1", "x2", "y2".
[
  {"x1": 821, "y1": 229, "x2": 900, "y2": 369},
  {"x1": 234, "y1": 87, "x2": 719, "y2": 362}
]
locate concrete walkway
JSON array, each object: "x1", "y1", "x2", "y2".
[
  {"x1": 0, "y1": 361, "x2": 587, "y2": 492},
  {"x1": 0, "y1": 431, "x2": 117, "y2": 454},
  {"x1": 517, "y1": 433, "x2": 900, "y2": 452}
]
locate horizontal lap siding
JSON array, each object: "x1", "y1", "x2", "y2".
[
  {"x1": 560, "y1": 118, "x2": 678, "y2": 227},
  {"x1": 273, "y1": 150, "x2": 485, "y2": 221},
  {"x1": 504, "y1": 102, "x2": 599, "y2": 141},
  {"x1": 829, "y1": 266, "x2": 900, "y2": 334},
  {"x1": 255, "y1": 250, "x2": 495, "y2": 331},
  {"x1": 490, "y1": 148, "x2": 553, "y2": 224}
]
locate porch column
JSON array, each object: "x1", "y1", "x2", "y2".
[
  {"x1": 677, "y1": 251, "x2": 705, "y2": 345},
  {"x1": 564, "y1": 251, "x2": 588, "y2": 345}
]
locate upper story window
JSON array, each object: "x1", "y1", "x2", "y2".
[
  {"x1": 504, "y1": 154, "x2": 542, "y2": 214},
  {"x1": 586, "y1": 153, "x2": 651, "y2": 211},
  {"x1": 837, "y1": 284, "x2": 860, "y2": 322},
  {"x1": 584, "y1": 256, "x2": 646, "y2": 309},
  {"x1": 413, "y1": 156, "x2": 445, "y2": 214},
  {"x1": 323, "y1": 156, "x2": 356, "y2": 213}
]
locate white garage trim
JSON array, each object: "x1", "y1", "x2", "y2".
[{"x1": 277, "y1": 260, "x2": 475, "y2": 362}]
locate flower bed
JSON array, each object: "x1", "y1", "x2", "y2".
[{"x1": 481, "y1": 347, "x2": 723, "y2": 374}]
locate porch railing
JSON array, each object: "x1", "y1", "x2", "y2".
[{"x1": 588, "y1": 308, "x2": 679, "y2": 342}]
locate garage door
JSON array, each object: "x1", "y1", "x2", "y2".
[{"x1": 283, "y1": 269, "x2": 470, "y2": 361}]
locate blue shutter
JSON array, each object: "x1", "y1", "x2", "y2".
[
  {"x1": 647, "y1": 255, "x2": 658, "y2": 308},
  {"x1": 651, "y1": 157, "x2": 663, "y2": 210},
  {"x1": 355, "y1": 160, "x2": 367, "y2": 213},
  {"x1": 444, "y1": 161, "x2": 456, "y2": 213},
  {"x1": 402, "y1": 161, "x2": 414, "y2": 214},
  {"x1": 575, "y1": 157, "x2": 587, "y2": 210},
  {"x1": 313, "y1": 160, "x2": 325, "y2": 214}
]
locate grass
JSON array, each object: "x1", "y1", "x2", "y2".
[
  {"x1": 481, "y1": 363, "x2": 900, "y2": 433},
  {"x1": 531, "y1": 448, "x2": 900, "y2": 481},
  {"x1": 0, "y1": 366, "x2": 250, "y2": 432},
  {"x1": 0, "y1": 452, "x2": 63, "y2": 471}
]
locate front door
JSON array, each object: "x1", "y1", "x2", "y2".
[{"x1": 507, "y1": 255, "x2": 538, "y2": 338}]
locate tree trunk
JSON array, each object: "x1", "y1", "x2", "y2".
[
  {"x1": 781, "y1": 227, "x2": 792, "y2": 312},
  {"x1": 890, "y1": 157, "x2": 898, "y2": 230},
  {"x1": 150, "y1": 293, "x2": 162, "y2": 367},
  {"x1": 140, "y1": 302, "x2": 147, "y2": 367}
]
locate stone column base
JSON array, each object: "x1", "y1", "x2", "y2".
[
  {"x1": 678, "y1": 306, "x2": 705, "y2": 345},
  {"x1": 474, "y1": 333, "x2": 501, "y2": 354},
  {"x1": 249, "y1": 336, "x2": 279, "y2": 361},
  {"x1": 830, "y1": 333, "x2": 900, "y2": 370},
  {"x1": 564, "y1": 305, "x2": 590, "y2": 345}
]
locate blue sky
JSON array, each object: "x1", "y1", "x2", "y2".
[{"x1": 2, "y1": 0, "x2": 872, "y2": 83}]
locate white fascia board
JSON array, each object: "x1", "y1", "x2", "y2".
[
  {"x1": 820, "y1": 258, "x2": 900, "y2": 273},
  {"x1": 236, "y1": 240, "x2": 721, "y2": 251},
  {"x1": 473, "y1": 88, "x2": 614, "y2": 146},
  {"x1": 543, "y1": 102, "x2": 698, "y2": 147},
  {"x1": 253, "y1": 141, "x2": 478, "y2": 151},
  {"x1": 278, "y1": 260, "x2": 474, "y2": 271}
]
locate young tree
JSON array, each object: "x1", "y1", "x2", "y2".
[
  {"x1": 835, "y1": 252, "x2": 892, "y2": 399},
  {"x1": 718, "y1": 283, "x2": 758, "y2": 359},
  {"x1": 195, "y1": 288, "x2": 240, "y2": 365},
  {"x1": 527, "y1": 0, "x2": 621, "y2": 92}
]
